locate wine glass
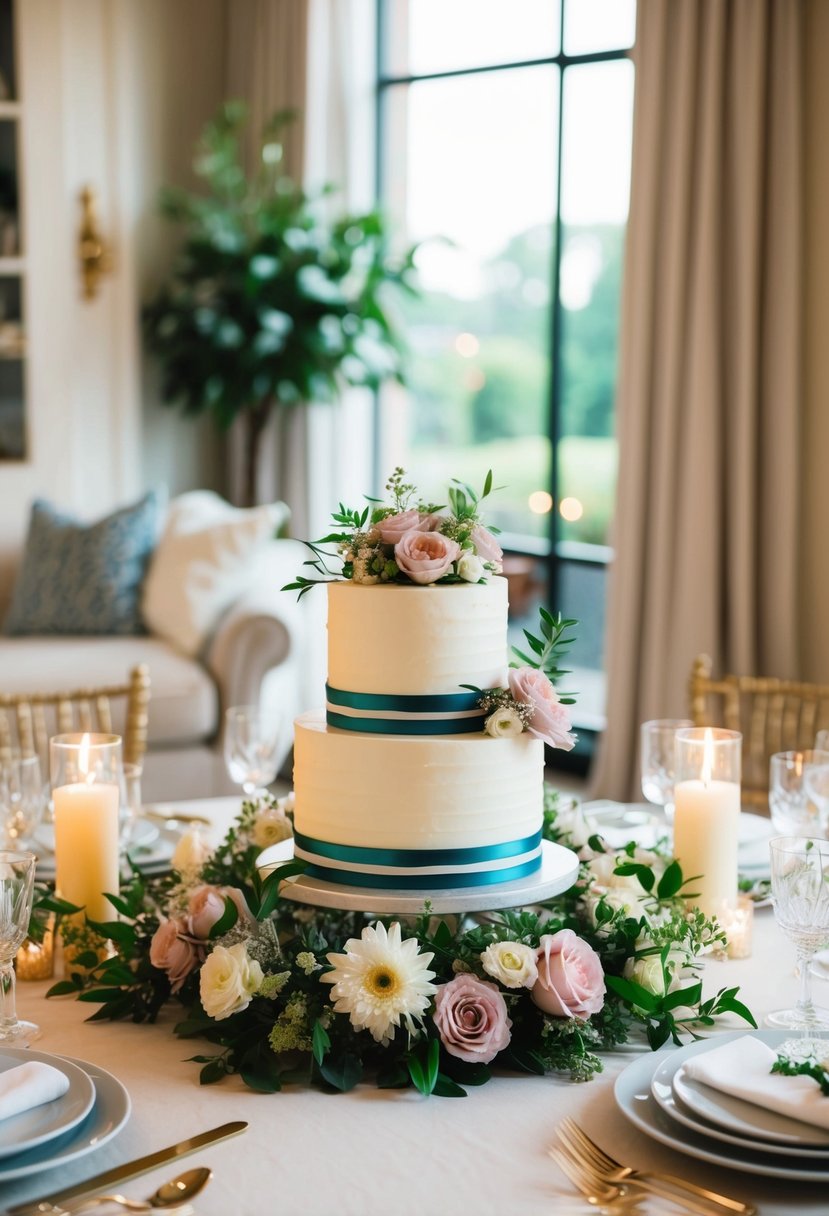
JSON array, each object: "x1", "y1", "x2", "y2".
[
  {"x1": 766, "y1": 836, "x2": 829, "y2": 1048},
  {"x1": 224, "y1": 706, "x2": 281, "y2": 798},
  {"x1": 0, "y1": 850, "x2": 39, "y2": 1044},
  {"x1": 0, "y1": 755, "x2": 46, "y2": 848},
  {"x1": 769, "y1": 750, "x2": 829, "y2": 837},
  {"x1": 640, "y1": 719, "x2": 693, "y2": 822},
  {"x1": 119, "y1": 762, "x2": 144, "y2": 851}
]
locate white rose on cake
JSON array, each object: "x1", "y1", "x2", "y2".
[
  {"x1": 457, "y1": 552, "x2": 485, "y2": 583},
  {"x1": 484, "y1": 706, "x2": 524, "y2": 739}
]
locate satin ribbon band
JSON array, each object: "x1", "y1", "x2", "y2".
[
  {"x1": 303, "y1": 856, "x2": 542, "y2": 890},
  {"x1": 326, "y1": 684, "x2": 482, "y2": 713},
  {"x1": 293, "y1": 829, "x2": 542, "y2": 868},
  {"x1": 326, "y1": 711, "x2": 483, "y2": 735}
]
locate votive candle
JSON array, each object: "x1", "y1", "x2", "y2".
[{"x1": 672, "y1": 727, "x2": 742, "y2": 918}]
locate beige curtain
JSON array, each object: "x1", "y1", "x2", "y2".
[{"x1": 592, "y1": 0, "x2": 803, "y2": 800}]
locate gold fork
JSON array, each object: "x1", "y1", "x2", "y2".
[
  {"x1": 557, "y1": 1119, "x2": 757, "y2": 1216},
  {"x1": 548, "y1": 1146, "x2": 647, "y2": 1213},
  {"x1": 552, "y1": 1141, "x2": 732, "y2": 1216}
]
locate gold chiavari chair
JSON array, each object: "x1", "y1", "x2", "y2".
[
  {"x1": 0, "y1": 664, "x2": 151, "y2": 770},
  {"x1": 689, "y1": 654, "x2": 829, "y2": 810}
]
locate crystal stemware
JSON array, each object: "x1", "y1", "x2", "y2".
[
  {"x1": 640, "y1": 719, "x2": 693, "y2": 822},
  {"x1": 769, "y1": 750, "x2": 829, "y2": 837},
  {"x1": 0, "y1": 755, "x2": 46, "y2": 849},
  {"x1": 767, "y1": 836, "x2": 829, "y2": 1046},
  {"x1": 0, "y1": 849, "x2": 39, "y2": 1044},
  {"x1": 224, "y1": 706, "x2": 281, "y2": 798}
]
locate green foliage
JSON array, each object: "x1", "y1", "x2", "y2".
[
  {"x1": 773, "y1": 1054, "x2": 829, "y2": 1096},
  {"x1": 511, "y1": 606, "x2": 578, "y2": 698}
]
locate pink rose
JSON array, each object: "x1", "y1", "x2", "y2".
[
  {"x1": 375, "y1": 510, "x2": 427, "y2": 544},
  {"x1": 394, "y1": 530, "x2": 461, "y2": 586},
  {"x1": 433, "y1": 974, "x2": 512, "y2": 1064},
  {"x1": 188, "y1": 884, "x2": 253, "y2": 940},
  {"x1": 508, "y1": 666, "x2": 576, "y2": 751},
  {"x1": 471, "y1": 523, "x2": 503, "y2": 569},
  {"x1": 532, "y1": 929, "x2": 605, "y2": 1019},
  {"x1": 149, "y1": 917, "x2": 199, "y2": 993}
]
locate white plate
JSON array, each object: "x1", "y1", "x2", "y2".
[
  {"x1": 0, "y1": 1054, "x2": 130, "y2": 1182},
  {"x1": 0, "y1": 1048, "x2": 95, "y2": 1160},
  {"x1": 650, "y1": 1047, "x2": 829, "y2": 1156},
  {"x1": 35, "y1": 828, "x2": 176, "y2": 882},
  {"x1": 615, "y1": 1030, "x2": 829, "y2": 1181}
]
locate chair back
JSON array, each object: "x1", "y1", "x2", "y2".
[
  {"x1": 0, "y1": 664, "x2": 151, "y2": 770},
  {"x1": 689, "y1": 654, "x2": 829, "y2": 809}
]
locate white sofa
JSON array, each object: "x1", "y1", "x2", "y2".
[{"x1": 0, "y1": 539, "x2": 316, "y2": 802}]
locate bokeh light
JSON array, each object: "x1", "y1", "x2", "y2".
[
  {"x1": 559, "y1": 496, "x2": 584, "y2": 522},
  {"x1": 528, "y1": 490, "x2": 553, "y2": 515},
  {"x1": 454, "y1": 332, "x2": 480, "y2": 357}
]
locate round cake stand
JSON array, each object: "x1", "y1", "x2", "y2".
[{"x1": 257, "y1": 839, "x2": 579, "y2": 915}]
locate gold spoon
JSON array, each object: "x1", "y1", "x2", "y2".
[{"x1": 59, "y1": 1167, "x2": 212, "y2": 1214}]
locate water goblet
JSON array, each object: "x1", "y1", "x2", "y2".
[
  {"x1": 0, "y1": 849, "x2": 39, "y2": 1045},
  {"x1": 640, "y1": 719, "x2": 693, "y2": 822},
  {"x1": 0, "y1": 755, "x2": 46, "y2": 849},
  {"x1": 224, "y1": 706, "x2": 281, "y2": 798},
  {"x1": 766, "y1": 836, "x2": 829, "y2": 1048},
  {"x1": 769, "y1": 750, "x2": 829, "y2": 837}
]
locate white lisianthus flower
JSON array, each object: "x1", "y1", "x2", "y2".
[
  {"x1": 321, "y1": 921, "x2": 437, "y2": 1045},
  {"x1": 624, "y1": 941, "x2": 689, "y2": 997},
  {"x1": 480, "y1": 941, "x2": 538, "y2": 989},
  {"x1": 252, "y1": 807, "x2": 293, "y2": 848},
  {"x1": 457, "y1": 552, "x2": 485, "y2": 583},
  {"x1": 171, "y1": 829, "x2": 213, "y2": 875},
  {"x1": 200, "y1": 943, "x2": 264, "y2": 1021},
  {"x1": 485, "y1": 707, "x2": 524, "y2": 739},
  {"x1": 582, "y1": 886, "x2": 650, "y2": 929}
]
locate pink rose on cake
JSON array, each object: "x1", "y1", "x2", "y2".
[
  {"x1": 433, "y1": 974, "x2": 512, "y2": 1063},
  {"x1": 375, "y1": 509, "x2": 438, "y2": 544},
  {"x1": 531, "y1": 929, "x2": 605, "y2": 1019},
  {"x1": 149, "y1": 917, "x2": 199, "y2": 993},
  {"x1": 508, "y1": 666, "x2": 576, "y2": 751},
  {"x1": 394, "y1": 530, "x2": 461, "y2": 585},
  {"x1": 470, "y1": 523, "x2": 504, "y2": 571}
]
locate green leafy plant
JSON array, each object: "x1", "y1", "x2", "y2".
[{"x1": 144, "y1": 103, "x2": 418, "y2": 506}]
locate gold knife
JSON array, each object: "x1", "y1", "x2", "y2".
[{"x1": 8, "y1": 1121, "x2": 247, "y2": 1216}]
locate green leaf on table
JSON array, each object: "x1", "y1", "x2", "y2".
[
  {"x1": 656, "y1": 860, "x2": 684, "y2": 900},
  {"x1": 407, "y1": 1039, "x2": 439, "y2": 1096},
  {"x1": 77, "y1": 987, "x2": 131, "y2": 1003},
  {"x1": 433, "y1": 1073, "x2": 467, "y2": 1098},
  {"x1": 45, "y1": 980, "x2": 81, "y2": 998},
  {"x1": 646, "y1": 1020, "x2": 672, "y2": 1050},
  {"x1": 614, "y1": 863, "x2": 655, "y2": 893},
  {"x1": 502, "y1": 1045, "x2": 545, "y2": 1076},
  {"x1": 85, "y1": 919, "x2": 135, "y2": 947},
  {"x1": 319, "y1": 1052, "x2": 363, "y2": 1093},
  {"x1": 377, "y1": 1061, "x2": 409, "y2": 1089},
  {"x1": 605, "y1": 974, "x2": 659, "y2": 1012},
  {"x1": 312, "y1": 1018, "x2": 331, "y2": 1066},
  {"x1": 200, "y1": 1057, "x2": 228, "y2": 1086}
]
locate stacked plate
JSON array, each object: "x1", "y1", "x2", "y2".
[
  {"x1": 32, "y1": 817, "x2": 180, "y2": 882},
  {"x1": 0, "y1": 1046, "x2": 130, "y2": 1181},
  {"x1": 615, "y1": 1031, "x2": 829, "y2": 1182}
]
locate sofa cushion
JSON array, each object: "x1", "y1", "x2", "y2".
[
  {"x1": 4, "y1": 493, "x2": 162, "y2": 637},
  {"x1": 0, "y1": 637, "x2": 218, "y2": 746},
  {"x1": 142, "y1": 492, "x2": 290, "y2": 657}
]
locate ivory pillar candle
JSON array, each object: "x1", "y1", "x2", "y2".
[
  {"x1": 673, "y1": 727, "x2": 742, "y2": 918},
  {"x1": 51, "y1": 734, "x2": 122, "y2": 925}
]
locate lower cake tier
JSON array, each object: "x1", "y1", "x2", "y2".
[{"x1": 292, "y1": 710, "x2": 544, "y2": 889}]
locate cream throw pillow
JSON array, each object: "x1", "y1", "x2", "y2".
[{"x1": 142, "y1": 492, "x2": 290, "y2": 655}]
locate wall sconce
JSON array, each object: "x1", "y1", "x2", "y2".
[{"x1": 77, "y1": 185, "x2": 112, "y2": 301}]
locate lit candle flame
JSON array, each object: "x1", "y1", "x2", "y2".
[
  {"x1": 79, "y1": 733, "x2": 92, "y2": 783},
  {"x1": 702, "y1": 728, "x2": 714, "y2": 786}
]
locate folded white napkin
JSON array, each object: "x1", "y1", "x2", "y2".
[
  {"x1": 684, "y1": 1036, "x2": 829, "y2": 1132},
  {"x1": 0, "y1": 1061, "x2": 70, "y2": 1123}
]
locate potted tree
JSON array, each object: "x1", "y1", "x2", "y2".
[{"x1": 144, "y1": 102, "x2": 417, "y2": 506}]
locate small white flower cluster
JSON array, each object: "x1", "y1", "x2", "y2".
[{"x1": 477, "y1": 689, "x2": 533, "y2": 740}]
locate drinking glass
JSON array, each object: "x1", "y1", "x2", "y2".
[
  {"x1": 640, "y1": 719, "x2": 693, "y2": 820},
  {"x1": 0, "y1": 755, "x2": 46, "y2": 848},
  {"x1": 224, "y1": 707, "x2": 281, "y2": 797},
  {"x1": 0, "y1": 850, "x2": 39, "y2": 1044},
  {"x1": 120, "y1": 762, "x2": 144, "y2": 850},
  {"x1": 767, "y1": 836, "x2": 829, "y2": 1040},
  {"x1": 769, "y1": 750, "x2": 829, "y2": 837}
]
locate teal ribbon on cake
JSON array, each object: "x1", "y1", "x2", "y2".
[
  {"x1": 302, "y1": 856, "x2": 542, "y2": 890},
  {"x1": 294, "y1": 828, "x2": 542, "y2": 868},
  {"x1": 325, "y1": 683, "x2": 485, "y2": 735}
]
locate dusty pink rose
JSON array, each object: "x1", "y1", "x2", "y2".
[
  {"x1": 508, "y1": 666, "x2": 576, "y2": 751},
  {"x1": 394, "y1": 530, "x2": 461, "y2": 585},
  {"x1": 532, "y1": 929, "x2": 605, "y2": 1019},
  {"x1": 375, "y1": 509, "x2": 427, "y2": 544},
  {"x1": 433, "y1": 974, "x2": 512, "y2": 1064},
  {"x1": 470, "y1": 523, "x2": 504, "y2": 570},
  {"x1": 188, "y1": 884, "x2": 253, "y2": 940},
  {"x1": 149, "y1": 917, "x2": 199, "y2": 993}
]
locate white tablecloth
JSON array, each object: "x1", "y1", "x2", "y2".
[{"x1": 4, "y1": 800, "x2": 828, "y2": 1216}]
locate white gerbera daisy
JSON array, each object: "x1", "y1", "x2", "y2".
[{"x1": 321, "y1": 921, "x2": 437, "y2": 1045}]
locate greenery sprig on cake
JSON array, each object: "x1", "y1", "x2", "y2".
[
  {"x1": 284, "y1": 468, "x2": 505, "y2": 595},
  {"x1": 47, "y1": 792, "x2": 755, "y2": 1096}
]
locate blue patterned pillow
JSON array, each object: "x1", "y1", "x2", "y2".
[{"x1": 4, "y1": 493, "x2": 162, "y2": 636}]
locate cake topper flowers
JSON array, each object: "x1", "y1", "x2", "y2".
[{"x1": 284, "y1": 467, "x2": 504, "y2": 595}]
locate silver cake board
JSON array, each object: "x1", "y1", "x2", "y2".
[{"x1": 257, "y1": 838, "x2": 579, "y2": 915}]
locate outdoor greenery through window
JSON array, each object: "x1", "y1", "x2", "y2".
[{"x1": 376, "y1": 0, "x2": 636, "y2": 742}]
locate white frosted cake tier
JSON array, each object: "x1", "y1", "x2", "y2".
[
  {"x1": 292, "y1": 711, "x2": 544, "y2": 890},
  {"x1": 327, "y1": 577, "x2": 509, "y2": 697}
]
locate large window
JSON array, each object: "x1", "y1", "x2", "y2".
[{"x1": 376, "y1": 0, "x2": 636, "y2": 754}]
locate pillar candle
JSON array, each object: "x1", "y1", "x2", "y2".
[
  {"x1": 53, "y1": 781, "x2": 120, "y2": 922},
  {"x1": 673, "y1": 777, "x2": 740, "y2": 917}
]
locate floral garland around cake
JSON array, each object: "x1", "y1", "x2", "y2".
[{"x1": 47, "y1": 792, "x2": 755, "y2": 1097}]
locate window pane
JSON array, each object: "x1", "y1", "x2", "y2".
[
  {"x1": 556, "y1": 59, "x2": 633, "y2": 546},
  {"x1": 384, "y1": 0, "x2": 560, "y2": 78},
  {"x1": 379, "y1": 67, "x2": 558, "y2": 540},
  {"x1": 563, "y1": 0, "x2": 635, "y2": 55}
]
